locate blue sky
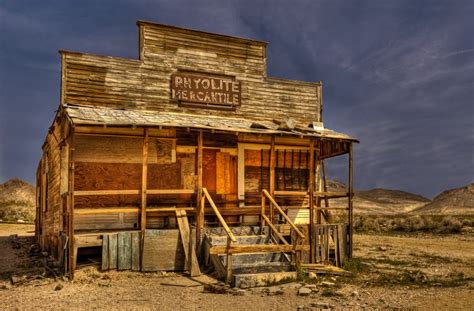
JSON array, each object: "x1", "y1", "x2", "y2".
[{"x1": 0, "y1": 0, "x2": 473, "y2": 197}]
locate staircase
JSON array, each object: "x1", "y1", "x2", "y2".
[{"x1": 202, "y1": 226, "x2": 296, "y2": 288}]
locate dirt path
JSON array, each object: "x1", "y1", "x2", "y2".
[{"x1": 0, "y1": 225, "x2": 473, "y2": 310}]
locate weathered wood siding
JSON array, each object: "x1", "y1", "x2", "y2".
[
  {"x1": 61, "y1": 22, "x2": 321, "y2": 126},
  {"x1": 39, "y1": 118, "x2": 63, "y2": 256}
]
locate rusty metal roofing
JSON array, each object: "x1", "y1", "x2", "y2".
[{"x1": 64, "y1": 104, "x2": 358, "y2": 142}]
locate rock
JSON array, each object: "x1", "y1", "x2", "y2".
[
  {"x1": 308, "y1": 272, "x2": 317, "y2": 279},
  {"x1": 351, "y1": 290, "x2": 359, "y2": 296},
  {"x1": 298, "y1": 287, "x2": 312, "y2": 296},
  {"x1": 10, "y1": 275, "x2": 24, "y2": 285},
  {"x1": 321, "y1": 281, "x2": 336, "y2": 287},
  {"x1": 232, "y1": 289, "x2": 246, "y2": 296},
  {"x1": 266, "y1": 287, "x2": 284, "y2": 296},
  {"x1": 377, "y1": 246, "x2": 387, "y2": 251},
  {"x1": 54, "y1": 283, "x2": 64, "y2": 291},
  {"x1": 17, "y1": 219, "x2": 25, "y2": 223},
  {"x1": 41, "y1": 251, "x2": 49, "y2": 257}
]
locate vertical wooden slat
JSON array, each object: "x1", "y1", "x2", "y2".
[
  {"x1": 108, "y1": 234, "x2": 118, "y2": 270},
  {"x1": 338, "y1": 224, "x2": 345, "y2": 266},
  {"x1": 101, "y1": 234, "x2": 109, "y2": 270},
  {"x1": 348, "y1": 143, "x2": 353, "y2": 257},
  {"x1": 308, "y1": 139, "x2": 315, "y2": 262},
  {"x1": 314, "y1": 225, "x2": 319, "y2": 263},
  {"x1": 225, "y1": 237, "x2": 233, "y2": 284},
  {"x1": 118, "y1": 232, "x2": 132, "y2": 270},
  {"x1": 131, "y1": 232, "x2": 140, "y2": 271},
  {"x1": 334, "y1": 226, "x2": 339, "y2": 267},
  {"x1": 196, "y1": 131, "x2": 204, "y2": 250}
]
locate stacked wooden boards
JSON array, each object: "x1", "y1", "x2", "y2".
[{"x1": 101, "y1": 231, "x2": 141, "y2": 270}]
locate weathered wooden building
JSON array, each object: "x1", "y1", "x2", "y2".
[{"x1": 36, "y1": 21, "x2": 357, "y2": 284}]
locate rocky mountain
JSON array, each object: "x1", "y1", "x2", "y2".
[
  {"x1": 0, "y1": 178, "x2": 35, "y2": 222},
  {"x1": 326, "y1": 181, "x2": 431, "y2": 215},
  {"x1": 411, "y1": 183, "x2": 474, "y2": 215}
]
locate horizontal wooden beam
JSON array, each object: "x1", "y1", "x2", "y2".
[
  {"x1": 147, "y1": 189, "x2": 195, "y2": 195},
  {"x1": 74, "y1": 189, "x2": 195, "y2": 196},
  {"x1": 209, "y1": 243, "x2": 310, "y2": 255},
  {"x1": 273, "y1": 191, "x2": 309, "y2": 196}
]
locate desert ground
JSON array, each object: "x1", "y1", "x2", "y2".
[{"x1": 0, "y1": 224, "x2": 473, "y2": 310}]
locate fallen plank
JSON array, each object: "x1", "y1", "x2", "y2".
[{"x1": 176, "y1": 210, "x2": 201, "y2": 276}]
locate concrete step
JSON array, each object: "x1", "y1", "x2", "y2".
[
  {"x1": 204, "y1": 226, "x2": 269, "y2": 237},
  {"x1": 219, "y1": 252, "x2": 287, "y2": 266},
  {"x1": 207, "y1": 234, "x2": 270, "y2": 246},
  {"x1": 234, "y1": 271, "x2": 297, "y2": 288},
  {"x1": 231, "y1": 261, "x2": 293, "y2": 275}
]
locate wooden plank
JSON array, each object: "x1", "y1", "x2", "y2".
[
  {"x1": 202, "y1": 188, "x2": 237, "y2": 242},
  {"x1": 108, "y1": 234, "x2": 117, "y2": 269},
  {"x1": 68, "y1": 128, "x2": 76, "y2": 279},
  {"x1": 142, "y1": 229, "x2": 185, "y2": 271},
  {"x1": 269, "y1": 136, "x2": 275, "y2": 222},
  {"x1": 315, "y1": 225, "x2": 319, "y2": 263},
  {"x1": 209, "y1": 243, "x2": 310, "y2": 255},
  {"x1": 273, "y1": 191, "x2": 308, "y2": 196},
  {"x1": 101, "y1": 234, "x2": 109, "y2": 270},
  {"x1": 141, "y1": 128, "x2": 149, "y2": 267},
  {"x1": 117, "y1": 232, "x2": 132, "y2": 270},
  {"x1": 74, "y1": 190, "x2": 140, "y2": 196},
  {"x1": 338, "y1": 224, "x2": 345, "y2": 267},
  {"x1": 262, "y1": 190, "x2": 305, "y2": 238},
  {"x1": 237, "y1": 143, "x2": 245, "y2": 206},
  {"x1": 175, "y1": 210, "x2": 201, "y2": 276},
  {"x1": 131, "y1": 232, "x2": 141, "y2": 271},
  {"x1": 147, "y1": 189, "x2": 195, "y2": 194},
  {"x1": 196, "y1": 131, "x2": 204, "y2": 250},
  {"x1": 262, "y1": 214, "x2": 289, "y2": 245}
]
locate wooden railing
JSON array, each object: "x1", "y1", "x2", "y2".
[
  {"x1": 262, "y1": 190, "x2": 305, "y2": 239},
  {"x1": 201, "y1": 188, "x2": 236, "y2": 283}
]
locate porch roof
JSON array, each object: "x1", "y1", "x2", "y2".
[{"x1": 64, "y1": 104, "x2": 358, "y2": 142}]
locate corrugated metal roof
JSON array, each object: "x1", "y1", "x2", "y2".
[{"x1": 64, "y1": 104, "x2": 358, "y2": 142}]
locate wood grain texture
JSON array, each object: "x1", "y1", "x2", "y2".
[
  {"x1": 61, "y1": 23, "x2": 321, "y2": 126},
  {"x1": 142, "y1": 229, "x2": 185, "y2": 271}
]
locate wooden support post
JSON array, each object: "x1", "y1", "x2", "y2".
[
  {"x1": 67, "y1": 126, "x2": 75, "y2": 279},
  {"x1": 269, "y1": 136, "x2": 275, "y2": 223},
  {"x1": 140, "y1": 128, "x2": 149, "y2": 270},
  {"x1": 348, "y1": 143, "x2": 354, "y2": 258},
  {"x1": 196, "y1": 131, "x2": 204, "y2": 250},
  {"x1": 322, "y1": 160, "x2": 330, "y2": 213},
  {"x1": 225, "y1": 237, "x2": 233, "y2": 284},
  {"x1": 308, "y1": 139, "x2": 315, "y2": 263},
  {"x1": 315, "y1": 160, "x2": 321, "y2": 225},
  {"x1": 261, "y1": 192, "x2": 266, "y2": 227},
  {"x1": 141, "y1": 128, "x2": 149, "y2": 233}
]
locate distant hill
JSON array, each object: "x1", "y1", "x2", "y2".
[
  {"x1": 411, "y1": 183, "x2": 474, "y2": 215},
  {"x1": 0, "y1": 178, "x2": 35, "y2": 222},
  {"x1": 326, "y1": 181, "x2": 431, "y2": 215}
]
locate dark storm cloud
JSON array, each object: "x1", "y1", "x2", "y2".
[{"x1": 0, "y1": 0, "x2": 473, "y2": 197}]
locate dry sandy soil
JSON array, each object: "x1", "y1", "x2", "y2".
[{"x1": 0, "y1": 224, "x2": 473, "y2": 310}]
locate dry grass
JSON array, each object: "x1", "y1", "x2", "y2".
[{"x1": 354, "y1": 215, "x2": 472, "y2": 234}]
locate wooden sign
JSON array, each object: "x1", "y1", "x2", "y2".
[{"x1": 171, "y1": 73, "x2": 241, "y2": 108}]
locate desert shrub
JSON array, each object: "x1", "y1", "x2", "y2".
[
  {"x1": 436, "y1": 216, "x2": 462, "y2": 233},
  {"x1": 462, "y1": 219, "x2": 473, "y2": 227}
]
